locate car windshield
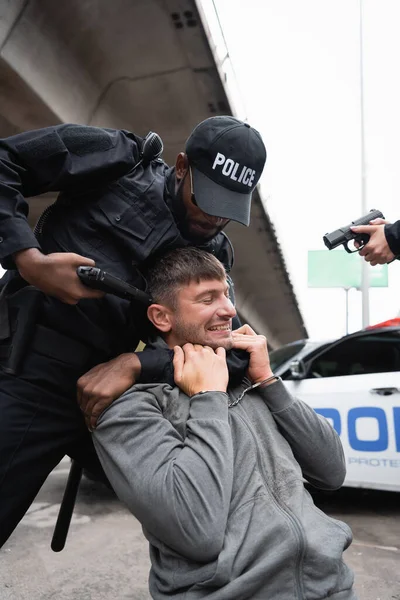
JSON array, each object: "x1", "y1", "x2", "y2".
[{"x1": 269, "y1": 340, "x2": 307, "y2": 371}]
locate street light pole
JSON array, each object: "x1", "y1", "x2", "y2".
[{"x1": 359, "y1": 0, "x2": 370, "y2": 328}]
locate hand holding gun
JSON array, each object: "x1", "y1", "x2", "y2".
[{"x1": 323, "y1": 209, "x2": 384, "y2": 254}]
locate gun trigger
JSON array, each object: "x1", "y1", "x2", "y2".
[
  {"x1": 354, "y1": 234, "x2": 369, "y2": 253},
  {"x1": 343, "y1": 241, "x2": 353, "y2": 254},
  {"x1": 343, "y1": 241, "x2": 359, "y2": 254}
]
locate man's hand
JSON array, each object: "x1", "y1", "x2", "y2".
[
  {"x1": 14, "y1": 248, "x2": 105, "y2": 304},
  {"x1": 77, "y1": 353, "x2": 142, "y2": 430},
  {"x1": 173, "y1": 344, "x2": 228, "y2": 397},
  {"x1": 231, "y1": 324, "x2": 273, "y2": 385},
  {"x1": 351, "y1": 218, "x2": 395, "y2": 265}
]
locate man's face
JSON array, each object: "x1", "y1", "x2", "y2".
[
  {"x1": 178, "y1": 167, "x2": 230, "y2": 242},
  {"x1": 167, "y1": 278, "x2": 236, "y2": 350}
]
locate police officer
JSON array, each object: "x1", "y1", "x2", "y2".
[{"x1": 0, "y1": 115, "x2": 267, "y2": 546}]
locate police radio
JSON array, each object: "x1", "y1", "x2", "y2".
[{"x1": 132, "y1": 131, "x2": 164, "y2": 172}]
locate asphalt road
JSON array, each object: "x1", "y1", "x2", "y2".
[{"x1": 1, "y1": 459, "x2": 399, "y2": 600}]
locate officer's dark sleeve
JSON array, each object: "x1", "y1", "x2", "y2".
[
  {"x1": 0, "y1": 125, "x2": 141, "y2": 267},
  {"x1": 384, "y1": 221, "x2": 400, "y2": 257},
  {"x1": 137, "y1": 348, "x2": 175, "y2": 386},
  {"x1": 137, "y1": 346, "x2": 248, "y2": 388}
]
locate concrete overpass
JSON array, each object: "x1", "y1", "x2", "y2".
[{"x1": 0, "y1": 0, "x2": 307, "y2": 347}]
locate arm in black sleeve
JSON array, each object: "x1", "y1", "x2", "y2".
[
  {"x1": 384, "y1": 221, "x2": 400, "y2": 257},
  {"x1": 137, "y1": 346, "x2": 248, "y2": 388},
  {"x1": 0, "y1": 125, "x2": 141, "y2": 265},
  {"x1": 137, "y1": 347, "x2": 175, "y2": 385}
]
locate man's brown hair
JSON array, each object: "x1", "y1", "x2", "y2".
[{"x1": 146, "y1": 247, "x2": 226, "y2": 309}]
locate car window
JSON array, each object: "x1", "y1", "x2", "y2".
[
  {"x1": 307, "y1": 332, "x2": 400, "y2": 378},
  {"x1": 269, "y1": 340, "x2": 307, "y2": 372}
]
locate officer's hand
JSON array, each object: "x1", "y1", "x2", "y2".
[
  {"x1": 350, "y1": 222, "x2": 395, "y2": 265},
  {"x1": 77, "y1": 353, "x2": 142, "y2": 430},
  {"x1": 14, "y1": 248, "x2": 105, "y2": 304},
  {"x1": 231, "y1": 324, "x2": 274, "y2": 385},
  {"x1": 352, "y1": 219, "x2": 389, "y2": 251},
  {"x1": 173, "y1": 344, "x2": 228, "y2": 397}
]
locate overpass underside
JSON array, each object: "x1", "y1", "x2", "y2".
[{"x1": 0, "y1": 0, "x2": 307, "y2": 347}]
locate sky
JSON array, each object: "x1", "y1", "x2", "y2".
[{"x1": 203, "y1": 0, "x2": 400, "y2": 340}]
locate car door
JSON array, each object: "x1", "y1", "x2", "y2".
[{"x1": 282, "y1": 330, "x2": 400, "y2": 492}]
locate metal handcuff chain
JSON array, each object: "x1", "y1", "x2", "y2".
[{"x1": 228, "y1": 375, "x2": 282, "y2": 408}]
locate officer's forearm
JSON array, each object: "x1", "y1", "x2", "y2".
[
  {"x1": 105, "y1": 352, "x2": 142, "y2": 381},
  {"x1": 1, "y1": 232, "x2": 41, "y2": 271},
  {"x1": 138, "y1": 345, "x2": 248, "y2": 387},
  {"x1": 14, "y1": 247, "x2": 45, "y2": 273},
  {"x1": 121, "y1": 352, "x2": 142, "y2": 380},
  {"x1": 77, "y1": 352, "x2": 142, "y2": 430},
  {"x1": 137, "y1": 347, "x2": 174, "y2": 385}
]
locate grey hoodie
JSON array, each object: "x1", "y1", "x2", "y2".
[{"x1": 94, "y1": 349, "x2": 356, "y2": 599}]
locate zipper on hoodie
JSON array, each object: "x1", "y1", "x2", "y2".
[{"x1": 231, "y1": 386, "x2": 307, "y2": 599}]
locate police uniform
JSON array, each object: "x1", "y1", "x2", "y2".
[
  {"x1": 0, "y1": 124, "x2": 237, "y2": 546},
  {"x1": 0, "y1": 116, "x2": 267, "y2": 546}
]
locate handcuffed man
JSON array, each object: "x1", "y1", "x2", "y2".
[{"x1": 93, "y1": 247, "x2": 357, "y2": 600}]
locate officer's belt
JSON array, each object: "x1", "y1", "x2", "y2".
[{"x1": 30, "y1": 324, "x2": 108, "y2": 368}]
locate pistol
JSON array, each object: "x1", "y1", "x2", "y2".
[
  {"x1": 77, "y1": 266, "x2": 152, "y2": 305},
  {"x1": 323, "y1": 209, "x2": 384, "y2": 253}
]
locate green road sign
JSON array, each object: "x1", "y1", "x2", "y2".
[{"x1": 308, "y1": 250, "x2": 388, "y2": 288}]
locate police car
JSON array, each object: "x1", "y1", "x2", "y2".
[{"x1": 270, "y1": 321, "x2": 400, "y2": 492}]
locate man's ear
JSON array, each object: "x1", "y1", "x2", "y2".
[
  {"x1": 147, "y1": 304, "x2": 173, "y2": 333},
  {"x1": 175, "y1": 152, "x2": 189, "y2": 181}
]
